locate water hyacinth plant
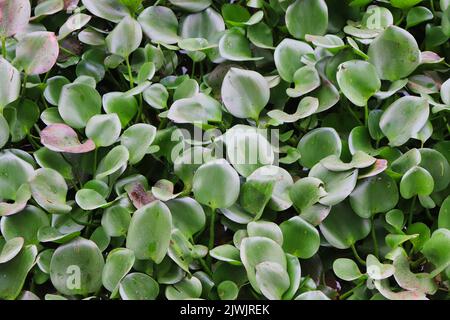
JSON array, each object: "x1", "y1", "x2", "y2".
[{"x1": 0, "y1": 0, "x2": 449, "y2": 301}]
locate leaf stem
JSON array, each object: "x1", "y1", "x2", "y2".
[
  {"x1": 371, "y1": 216, "x2": 379, "y2": 259},
  {"x1": 364, "y1": 103, "x2": 369, "y2": 126},
  {"x1": 207, "y1": 207, "x2": 217, "y2": 266},
  {"x1": 93, "y1": 148, "x2": 98, "y2": 174},
  {"x1": 408, "y1": 196, "x2": 416, "y2": 227},
  {"x1": 1, "y1": 36, "x2": 6, "y2": 58},
  {"x1": 125, "y1": 56, "x2": 134, "y2": 88},
  {"x1": 344, "y1": 101, "x2": 363, "y2": 126},
  {"x1": 339, "y1": 280, "x2": 365, "y2": 300},
  {"x1": 350, "y1": 243, "x2": 366, "y2": 266},
  {"x1": 199, "y1": 258, "x2": 213, "y2": 277},
  {"x1": 21, "y1": 73, "x2": 28, "y2": 96}
]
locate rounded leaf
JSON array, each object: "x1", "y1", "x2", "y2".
[
  {"x1": 221, "y1": 68, "x2": 270, "y2": 120},
  {"x1": 138, "y1": 6, "x2": 179, "y2": 44},
  {"x1": 50, "y1": 237, "x2": 104, "y2": 296},
  {"x1": 119, "y1": 273, "x2": 159, "y2": 300},
  {"x1": 58, "y1": 83, "x2": 102, "y2": 129},
  {"x1": 286, "y1": 0, "x2": 328, "y2": 39},
  {"x1": 379, "y1": 96, "x2": 429, "y2": 147},
  {"x1": 106, "y1": 16, "x2": 142, "y2": 58},
  {"x1": 337, "y1": 60, "x2": 381, "y2": 107},
  {"x1": 85, "y1": 113, "x2": 121, "y2": 147},
  {"x1": 368, "y1": 26, "x2": 420, "y2": 81},
  {"x1": 193, "y1": 159, "x2": 240, "y2": 209},
  {"x1": 126, "y1": 201, "x2": 172, "y2": 263},
  {"x1": 280, "y1": 216, "x2": 320, "y2": 259},
  {"x1": 298, "y1": 127, "x2": 342, "y2": 169},
  {"x1": 15, "y1": 31, "x2": 59, "y2": 75}
]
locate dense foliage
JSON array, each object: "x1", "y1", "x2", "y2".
[{"x1": 0, "y1": 0, "x2": 449, "y2": 301}]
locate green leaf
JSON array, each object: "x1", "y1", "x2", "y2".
[
  {"x1": 50, "y1": 237, "x2": 104, "y2": 295},
  {"x1": 143, "y1": 84, "x2": 169, "y2": 110},
  {"x1": 82, "y1": 0, "x2": 130, "y2": 23},
  {"x1": 349, "y1": 173, "x2": 399, "y2": 218},
  {"x1": 0, "y1": 245, "x2": 37, "y2": 300},
  {"x1": 210, "y1": 244, "x2": 242, "y2": 265},
  {"x1": 95, "y1": 145, "x2": 129, "y2": 179},
  {"x1": 422, "y1": 229, "x2": 450, "y2": 275},
  {"x1": 280, "y1": 216, "x2": 320, "y2": 259},
  {"x1": 168, "y1": 0, "x2": 211, "y2": 12},
  {"x1": 126, "y1": 201, "x2": 172, "y2": 263},
  {"x1": 333, "y1": 258, "x2": 363, "y2": 281},
  {"x1": 165, "y1": 276, "x2": 202, "y2": 300},
  {"x1": 119, "y1": 273, "x2": 159, "y2": 300},
  {"x1": 4, "y1": 99, "x2": 39, "y2": 143},
  {"x1": 85, "y1": 113, "x2": 121, "y2": 147},
  {"x1": 168, "y1": 94, "x2": 222, "y2": 124},
  {"x1": 406, "y1": 6, "x2": 433, "y2": 28},
  {"x1": 286, "y1": 0, "x2": 328, "y2": 39},
  {"x1": 319, "y1": 201, "x2": 371, "y2": 249},
  {"x1": 103, "y1": 92, "x2": 138, "y2": 127},
  {"x1": 219, "y1": 29, "x2": 262, "y2": 61},
  {"x1": 1, "y1": 205, "x2": 50, "y2": 245},
  {"x1": 289, "y1": 177, "x2": 326, "y2": 213},
  {"x1": 274, "y1": 39, "x2": 314, "y2": 82},
  {"x1": 336, "y1": 60, "x2": 381, "y2": 107},
  {"x1": 248, "y1": 22, "x2": 274, "y2": 49},
  {"x1": 366, "y1": 254, "x2": 395, "y2": 280},
  {"x1": 75, "y1": 189, "x2": 107, "y2": 210},
  {"x1": 240, "y1": 236, "x2": 287, "y2": 294},
  {"x1": 298, "y1": 127, "x2": 342, "y2": 169},
  {"x1": 379, "y1": 96, "x2": 429, "y2": 147},
  {"x1": 102, "y1": 248, "x2": 135, "y2": 294},
  {"x1": 400, "y1": 166, "x2": 434, "y2": 199},
  {"x1": 106, "y1": 16, "x2": 142, "y2": 58},
  {"x1": 255, "y1": 261, "x2": 290, "y2": 300},
  {"x1": 193, "y1": 159, "x2": 240, "y2": 209},
  {"x1": 286, "y1": 66, "x2": 321, "y2": 98},
  {"x1": 222, "y1": 125, "x2": 274, "y2": 177},
  {"x1": 418, "y1": 148, "x2": 450, "y2": 192},
  {"x1": 221, "y1": 67, "x2": 269, "y2": 120},
  {"x1": 101, "y1": 205, "x2": 131, "y2": 237},
  {"x1": 30, "y1": 168, "x2": 72, "y2": 214},
  {"x1": 218, "y1": 280, "x2": 239, "y2": 300},
  {"x1": 138, "y1": 6, "x2": 179, "y2": 44},
  {"x1": 391, "y1": 0, "x2": 424, "y2": 9},
  {"x1": 438, "y1": 196, "x2": 450, "y2": 229},
  {"x1": 166, "y1": 197, "x2": 205, "y2": 238},
  {"x1": 0, "y1": 237, "x2": 24, "y2": 264},
  {"x1": 247, "y1": 165, "x2": 294, "y2": 211},
  {"x1": 58, "y1": 83, "x2": 102, "y2": 129},
  {"x1": 368, "y1": 26, "x2": 420, "y2": 81},
  {"x1": 34, "y1": 0, "x2": 64, "y2": 18},
  {"x1": 247, "y1": 221, "x2": 283, "y2": 246}
]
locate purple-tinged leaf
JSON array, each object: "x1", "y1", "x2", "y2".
[
  {"x1": 0, "y1": 0, "x2": 31, "y2": 37},
  {"x1": 15, "y1": 31, "x2": 59, "y2": 75},
  {"x1": 40, "y1": 123, "x2": 95, "y2": 154}
]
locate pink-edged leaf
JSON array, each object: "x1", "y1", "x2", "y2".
[
  {"x1": 0, "y1": 183, "x2": 30, "y2": 216},
  {"x1": 64, "y1": 0, "x2": 79, "y2": 10},
  {"x1": 15, "y1": 31, "x2": 59, "y2": 75},
  {"x1": 358, "y1": 159, "x2": 388, "y2": 179},
  {"x1": 125, "y1": 182, "x2": 155, "y2": 209},
  {"x1": 420, "y1": 51, "x2": 444, "y2": 64},
  {"x1": 0, "y1": 0, "x2": 31, "y2": 37},
  {"x1": 40, "y1": 123, "x2": 95, "y2": 153}
]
